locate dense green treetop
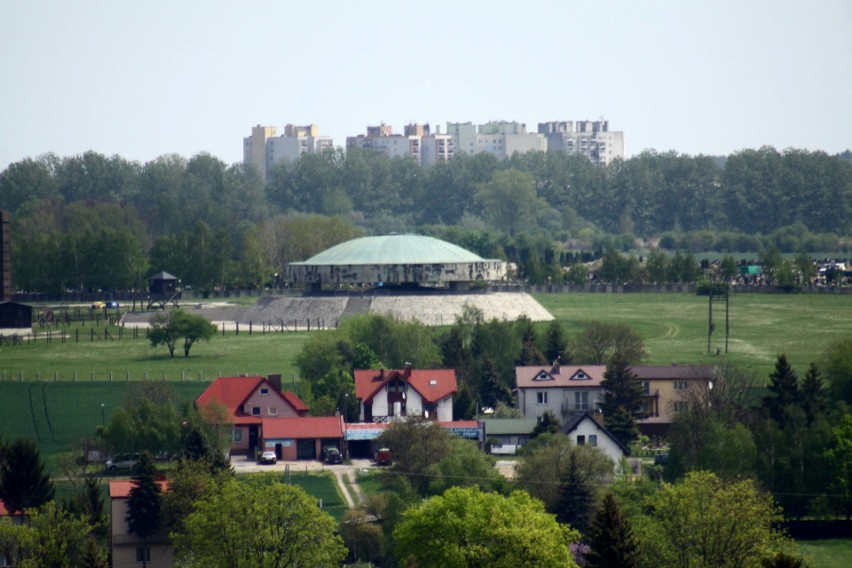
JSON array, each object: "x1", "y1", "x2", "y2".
[{"x1": 394, "y1": 486, "x2": 580, "y2": 568}]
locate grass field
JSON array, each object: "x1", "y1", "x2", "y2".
[
  {"x1": 4, "y1": 293, "x2": 849, "y2": 382},
  {"x1": 796, "y1": 539, "x2": 852, "y2": 568},
  {"x1": 534, "y1": 292, "x2": 851, "y2": 378},
  {"x1": 0, "y1": 327, "x2": 310, "y2": 383},
  {"x1": 0, "y1": 382, "x2": 209, "y2": 471}
]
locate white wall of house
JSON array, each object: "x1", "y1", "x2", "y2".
[
  {"x1": 518, "y1": 387, "x2": 604, "y2": 422},
  {"x1": 568, "y1": 418, "x2": 625, "y2": 468},
  {"x1": 360, "y1": 384, "x2": 453, "y2": 421}
]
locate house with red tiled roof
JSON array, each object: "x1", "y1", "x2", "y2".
[
  {"x1": 515, "y1": 363, "x2": 713, "y2": 437},
  {"x1": 109, "y1": 479, "x2": 172, "y2": 568},
  {"x1": 354, "y1": 364, "x2": 457, "y2": 423},
  {"x1": 197, "y1": 375, "x2": 344, "y2": 461}
]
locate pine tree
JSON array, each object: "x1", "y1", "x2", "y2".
[
  {"x1": 126, "y1": 452, "x2": 162, "y2": 567},
  {"x1": 0, "y1": 438, "x2": 55, "y2": 515},
  {"x1": 479, "y1": 358, "x2": 512, "y2": 409},
  {"x1": 516, "y1": 316, "x2": 547, "y2": 365},
  {"x1": 586, "y1": 493, "x2": 640, "y2": 568},
  {"x1": 800, "y1": 362, "x2": 826, "y2": 425},
  {"x1": 555, "y1": 452, "x2": 596, "y2": 534},
  {"x1": 531, "y1": 411, "x2": 561, "y2": 438},
  {"x1": 762, "y1": 354, "x2": 800, "y2": 425},
  {"x1": 544, "y1": 320, "x2": 569, "y2": 364},
  {"x1": 599, "y1": 357, "x2": 646, "y2": 447}
]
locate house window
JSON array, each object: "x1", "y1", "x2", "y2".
[
  {"x1": 674, "y1": 381, "x2": 689, "y2": 390},
  {"x1": 136, "y1": 547, "x2": 151, "y2": 563},
  {"x1": 673, "y1": 401, "x2": 688, "y2": 412},
  {"x1": 268, "y1": 407, "x2": 278, "y2": 416},
  {"x1": 232, "y1": 428, "x2": 243, "y2": 443},
  {"x1": 641, "y1": 381, "x2": 651, "y2": 395},
  {"x1": 589, "y1": 435, "x2": 598, "y2": 446},
  {"x1": 577, "y1": 435, "x2": 586, "y2": 445},
  {"x1": 536, "y1": 392, "x2": 548, "y2": 405},
  {"x1": 260, "y1": 387, "x2": 269, "y2": 396},
  {"x1": 251, "y1": 407, "x2": 260, "y2": 416},
  {"x1": 575, "y1": 391, "x2": 589, "y2": 410}
]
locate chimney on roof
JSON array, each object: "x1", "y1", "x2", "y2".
[
  {"x1": 552, "y1": 356, "x2": 561, "y2": 374},
  {"x1": 592, "y1": 409, "x2": 605, "y2": 427},
  {"x1": 267, "y1": 374, "x2": 282, "y2": 393},
  {"x1": 379, "y1": 369, "x2": 385, "y2": 380},
  {"x1": 403, "y1": 362, "x2": 411, "y2": 379}
]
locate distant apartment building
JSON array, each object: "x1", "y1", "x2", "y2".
[
  {"x1": 538, "y1": 120, "x2": 624, "y2": 166},
  {"x1": 444, "y1": 121, "x2": 546, "y2": 160},
  {"x1": 346, "y1": 124, "x2": 422, "y2": 162},
  {"x1": 243, "y1": 124, "x2": 333, "y2": 183}
]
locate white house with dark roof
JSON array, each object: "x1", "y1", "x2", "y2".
[{"x1": 562, "y1": 411, "x2": 630, "y2": 465}]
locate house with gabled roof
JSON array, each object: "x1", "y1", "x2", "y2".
[
  {"x1": 110, "y1": 479, "x2": 173, "y2": 568},
  {"x1": 515, "y1": 363, "x2": 606, "y2": 424},
  {"x1": 515, "y1": 363, "x2": 713, "y2": 437},
  {"x1": 197, "y1": 375, "x2": 344, "y2": 461},
  {"x1": 354, "y1": 364, "x2": 457, "y2": 423},
  {"x1": 562, "y1": 411, "x2": 630, "y2": 466}
]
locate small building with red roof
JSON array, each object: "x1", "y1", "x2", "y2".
[
  {"x1": 197, "y1": 374, "x2": 344, "y2": 461},
  {"x1": 354, "y1": 364, "x2": 457, "y2": 423},
  {"x1": 109, "y1": 479, "x2": 172, "y2": 568}
]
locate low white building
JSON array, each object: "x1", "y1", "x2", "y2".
[{"x1": 562, "y1": 411, "x2": 630, "y2": 466}]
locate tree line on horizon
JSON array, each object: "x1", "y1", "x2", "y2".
[{"x1": 1, "y1": 145, "x2": 850, "y2": 293}]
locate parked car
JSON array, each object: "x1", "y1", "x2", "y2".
[
  {"x1": 105, "y1": 453, "x2": 139, "y2": 471},
  {"x1": 106, "y1": 301, "x2": 119, "y2": 309},
  {"x1": 259, "y1": 450, "x2": 277, "y2": 465},
  {"x1": 374, "y1": 448, "x2": 393, "y2": 466},
  {"x1": 91, "y1": 301, "x2": 106, "y2": 310},
  {"x1": 321, "y1": 446, "x2": 342, "y2": 464}
]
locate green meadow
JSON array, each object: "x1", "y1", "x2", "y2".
[{"x1": 535, "y1": 292, "x2": 851, "y2": 378}]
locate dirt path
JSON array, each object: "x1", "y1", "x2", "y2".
[
  {"x1": 333, "y1": 468, "x2": 355, "y2": 508},
  {"x1": 346, "y1": 468, "x2": 367, "y2": 504}
]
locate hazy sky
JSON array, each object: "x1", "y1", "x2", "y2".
[{"x1": 2, "y1": 0, "x2": 850, "y2": 170}]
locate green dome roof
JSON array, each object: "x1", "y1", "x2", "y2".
[{"x1": 292, "y1": 235, "x2": 490, "y2": 265}]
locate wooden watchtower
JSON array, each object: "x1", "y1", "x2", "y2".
[{"x1": 147, "y1": 271, "x2": 180, "y2": 310}]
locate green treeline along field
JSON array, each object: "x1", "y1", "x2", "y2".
[{"x1": 0, "y1": 292, "x2": 848, "y2": 473}]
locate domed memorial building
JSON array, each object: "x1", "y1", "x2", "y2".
[{"x1": 286, "y1": 234, "x2": 506, "y2": 292}]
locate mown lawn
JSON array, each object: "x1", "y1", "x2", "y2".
[
  {"x1": 535, "y1": 292, "x2": 852, "y2": 378},
  {"x1": 0, "y1": 328, "x2": 311, "y2": 383},
  {"x1": 0, "y1": 382, "x2": 208, "y2": 472},
  {"x1": 796, "y1": 539, "x2": 852, "y2": 568}
]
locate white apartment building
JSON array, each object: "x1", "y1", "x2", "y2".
[
  {"x1": 446, "y1": 121, "x2": 546, "y2": 159},
  {"x1": 243, "y1": 124, "x2": 333, "y2": 183},
  {"x1": 346, "y1": 124, "x2": 423, "y2": 162},
  {"x1": 538, "y1": 120, "x2": 625, "y2": 166}
]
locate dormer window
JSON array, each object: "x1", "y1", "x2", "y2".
[
  {"x1": 533, "y1": 372, "x2": 553, "y2": 381},
  {"x1": 570, "y1": 370, "x2": 589, "y2": 381},
  {"x1": 260, "y1": 387, "x2": 269, "y2": 396}
]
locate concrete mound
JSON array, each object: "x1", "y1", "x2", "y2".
[{"x1": 121, "y1": 292, "x2": 552, "y2": 329}]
